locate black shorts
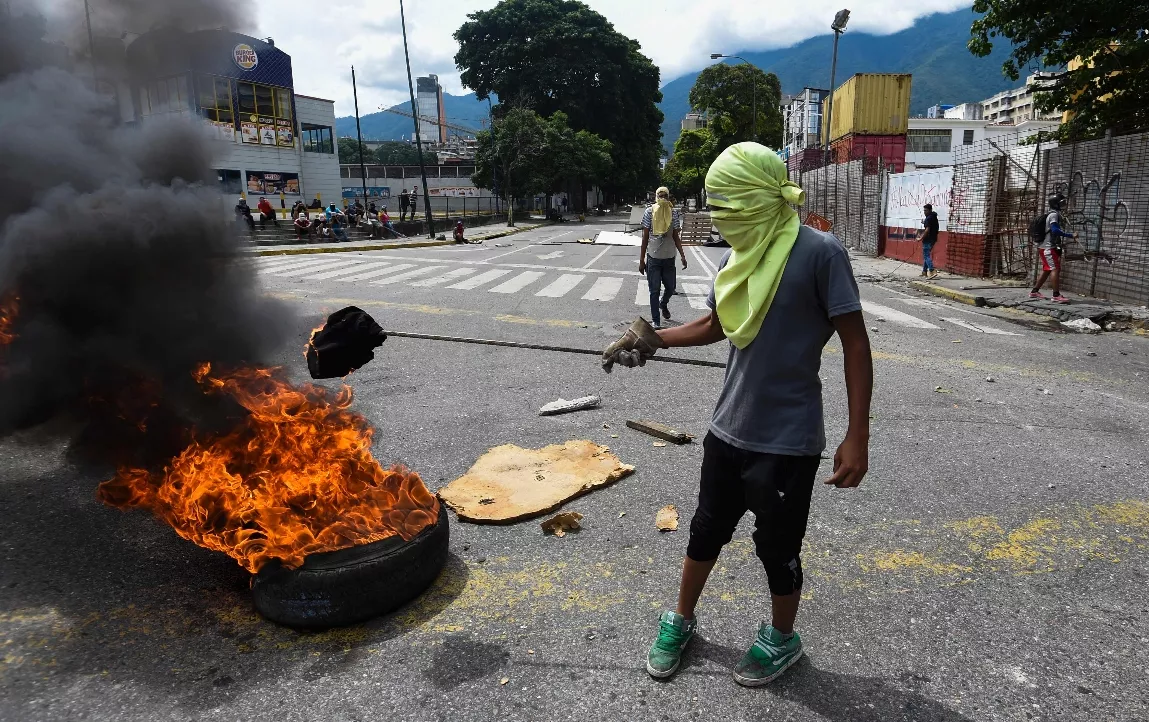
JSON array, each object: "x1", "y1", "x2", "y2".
[{"x1": 687, "y1": 432, "x2": 820, "y2": 596}]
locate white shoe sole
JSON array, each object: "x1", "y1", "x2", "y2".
[
  {"x1": 732, "y1": 647, "x2": 804, "y2": 687},
  {"x1": 646, "y1": 657, "x2": 680, "y2": 679}
]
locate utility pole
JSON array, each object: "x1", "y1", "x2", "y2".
[
  {"x1": 400, "y1": 0, "x2": 435, "y2": 239},
  {"x1": 84, "y1": 0, "x2": 98, "y2": 91},
  {"x1": 351, "y1": 66, "x2": 369, "y2": 210},
  {"x1": 823, "y1": 9, "x2": 851, "y2": 166}
]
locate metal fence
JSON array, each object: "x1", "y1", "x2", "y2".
[
  {"x1": 942, "y1": 128, "x2": 1149, "y2": 304},
  {"x1": 795, "y1": 150, "x2": 890, "y2": 255}
]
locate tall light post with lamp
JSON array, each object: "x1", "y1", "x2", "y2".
[
  {"x1": 710, "y1": 54, "x2": 757, "y2": 143},
  {"x1": 823, "y1": 9, "x2": 851, "y2": 165}
]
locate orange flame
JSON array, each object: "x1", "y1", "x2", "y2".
[
  {"x1": 0, "y1": 292, "x2": 17, "y2": 347},
  {"x1": 97, "y1": 363, "x2": 439, "y2": 574}
]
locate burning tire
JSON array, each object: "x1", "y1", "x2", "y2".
[{"x1": 251, "y1": 505, "x2": 449, "y2": 629}]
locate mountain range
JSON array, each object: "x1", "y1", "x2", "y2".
[{"x1": 337, "y1": 8, "x2": 1020, "y2": 156}]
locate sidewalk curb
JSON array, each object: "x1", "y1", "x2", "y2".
[
  {"x1": 252, "y1": 239, "x2": 454, "y2": 257},
  {"x1": 909, "y1": 281, "x2": 987, "y2": 307},
  {"x1": 249, "y1": 222, "x2": 552, "y2": 257}
]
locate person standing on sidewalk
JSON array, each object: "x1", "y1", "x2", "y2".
[
  {"x1": 604, "y1": 143, "x2": 872, "y2": 687},
  {"x1": 915, "y1": 203, "x2": 939, "y2": 278},
  {"x1": 398, "y1": 188, "x2": 410, "y2": 221},
  {"x1": 639, "y1": 186, "x2": 687, "y2": 328},
  {"x1": 1031, "y1": 194, "x2": 1075, "y2": 303}
]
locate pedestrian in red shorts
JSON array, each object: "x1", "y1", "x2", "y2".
[{"x1": 1031, "y1": 194, "x2": 1076, "y2": 303}]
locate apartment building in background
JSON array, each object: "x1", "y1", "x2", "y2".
[{"x1": 981, "y1": 73, "x2": 1061, "y2": 124}]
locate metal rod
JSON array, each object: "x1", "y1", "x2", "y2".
[
  {"x1": 351, "y1": 66, "x2": 369, "y2": 210},
  {"x1": 399, "y1": 0, "x2": 435, "y2": 239},
  {"x1": 385, "y1": 331, "x2": 727, "y2": 369},
  {"x1": 824, "y1": 28, "x2": 841, "y2": 165}
]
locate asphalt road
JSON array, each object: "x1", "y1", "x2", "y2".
[{"x1": 3, "y1": 221, "x2": 1149, "y2": 721}]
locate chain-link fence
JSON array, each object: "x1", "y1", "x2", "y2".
[
  {"x1": 940, "y1": 128, "x2": 1149, "y2": 304},
  {"x1": 795, "y1": 149, "x2": 890, "y2": 255},
  {"x1": 1041, "y1": 131, "x2": 1149, "y2": 304}
]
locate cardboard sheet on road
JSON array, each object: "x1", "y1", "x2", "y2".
[
  {"x1": 593, "y1": 230, "x2": 641, "y2": 246},
  {"x1": 438, "y1": 441, "x2": 635, "y2": 523}
]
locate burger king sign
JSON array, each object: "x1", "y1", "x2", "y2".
[{"x1": 233, "y1": 44, "x2": 258, "y2": 71}]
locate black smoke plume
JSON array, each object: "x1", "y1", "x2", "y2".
[{"x1": 0, "y1": 0, "x2": 294, "y2": 469}]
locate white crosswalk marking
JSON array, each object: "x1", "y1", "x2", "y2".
[
  {"x1": 537, "y1": 250, "x2": 564, "y2": 260},
  {"x1": 861, "y1": 300, "x2": 940, "y2": 329},
  {"x1": 276, "y1": 259, "x2": 363, "y2": 278},
  {"x1": 309, "y1": 262, "x2": 386, "y2": 281},
  {"x1": 681, "y1": 282, "x2": 711, "y2": 310},
  {"x1": 581, "y1": 276, "x2": 624, "y2": 301},
  {"x1": 489, "y1": 271, "x2": 544, "y2": 294},
  {"x1": 635, "y1": 279, "x2": 647, "y2": 306},
  {"x1": 260, "y1": 257, "x2": 338, "y2": 274},
  {"x1": 447, "y1": 269, "x2": 512, "y2": 290},
  {"x1": 410, "y1": 267, "x2": 477, "y2": 287},
  {"x1": 255, "y1": 257, "x2": 306, "y2": 270},
  {"x1": 536, "y1": 274, "x2": 585, "y2": 298},
  {"x1": 940, "y1": 317, "x2": 1020, "y2": 335},
  {"x1": 338, "y1": 263, "x2": 411, "y2": 282},
  {"x1": 371, "y1": 266, "x2": 446, "y2": 285}
]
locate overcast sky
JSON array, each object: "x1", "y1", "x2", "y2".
[{"x1": 257, "y1": 1, "x2": 973, "y2": 118}]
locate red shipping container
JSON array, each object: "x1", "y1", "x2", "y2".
[{"x1": 829, "y1": 133, "x2": 906, "y2": 173}]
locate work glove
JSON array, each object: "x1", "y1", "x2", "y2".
[{"x1": 602, "y1": 317, "x2": 666, "y2": 373}]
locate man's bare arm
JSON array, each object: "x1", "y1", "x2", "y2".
[
  {"x1": 658, "y1": 310, "x2": 725, "y2": 348},
  {"x1": 639, "y1": 228, "x2": 650, "y2": 273},
  {"x1": 826, "y1": 310, "x2": 872, "y2": 488},
  {"x1": 672, "y1": 227, "x2": 688, "y2": 269}
]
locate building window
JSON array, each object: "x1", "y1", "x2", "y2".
[
  {"x1": 963, "y1": 129, "x2": 974, "y2": 145},
  {"x1": 141, "y1": 75, "x2": 190, "y2": 116},
  {"x1": 235, "y1": 81, "x2": 294, "y2": 147},
  {"x1": 196, "y1": 75, "x2": 234, "y2": 125},
  {"x1": 216, "y1": 169, "x2": 242, "y2": 195},
  {"x1": 302, "y1": 123, "x2": 334, "y2": 154},
  {"x1": 907, "y1": 129, "x2": 952, "y2": 154}
]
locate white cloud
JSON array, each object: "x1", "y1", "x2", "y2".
[{"x1": 259, "y1": 0, "x2": 973, "y2": 117}]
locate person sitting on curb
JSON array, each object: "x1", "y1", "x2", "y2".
[
  {"x1": 234, "y1": 197, "x2": 255, "y2": 233},
  {"x1": 603, "y1": 142, "x2": 872, "y2": 688},
  {"x1": 293, "y1": 211, "x2": 312, "y2": 241},
  {"x1": 256, "y1": 196, "x2": 278, "y2": 230},
  {"x1": 1031, "y1": 193, "x2": 1075, "y2": 303}
]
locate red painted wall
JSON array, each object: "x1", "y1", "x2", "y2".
[
  {"x1": 830, "y1": 134, "x2": 907, "y2": 173},
  {"x1": 879, "y1": 226, "x2": 989, "y2": 277}
]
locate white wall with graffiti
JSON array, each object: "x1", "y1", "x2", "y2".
[{"x1": 884, "y1": 168, "x2": 954, "y2": 230}]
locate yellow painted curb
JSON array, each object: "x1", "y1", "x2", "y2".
[{"x1": 909, "y1": 280, "x2": 987, "y2": 307}]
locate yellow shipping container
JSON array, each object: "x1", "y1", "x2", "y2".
[{"x1": 821, "y1": 73, "x2": 912, "y2": 144}]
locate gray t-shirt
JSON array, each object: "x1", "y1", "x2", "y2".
[
  {"x1": 706, "y1": 226, "x2": 862, "y2": 455},
  {"x1": 1041, "y1": 210, "x2": 1064, "y2": 250},
  {"x1": 641, "y1": 206, "x2": 683, "y2": 259}
]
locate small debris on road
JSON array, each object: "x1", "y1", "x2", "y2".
[
  {"x1": 500, "y1": 678, "x2": 509, "y2": 686},
  {"x1": 652, "y1": 441, "x2": 667, "y2": 447},
  {"x1": 610, "y1": 434, "x2": 618, "y2": 438},
  {"x1": 656, "y1": 505, "x2": 679, "y2": 532},
  {"x1": 618, "y1": 512, "x2": 626, "y2": 518},
  {"x1": 952, "y1": 339, "x2": 963, "y2": 344},
  {"x1": 626, "y1": 419, "x2": 694, "y2": 444},
  {"x1": 1042, "y1": 388, "x2": 1052, "y2": 395},
  {"x1": 985, "y1": 376, "x2": 995, "y2": 383},
  {"x1": 539, "y1": 395, "x2": 601, "y2": 416},
  {"x1": 1048, "y1": 483, "x2": 1056, "y2": 490},
  {"x1": 870, "y1": 326, "x2": 879, "y2": 333},
  {"x1": 934, "y1": 386, "x2": 952, "y2": 394},
  {"x1": 1061, "y1": 318, "x2": 1102, "y2": 333},
  {"x1": 541, "y1": 511, "x2": 584, "y2": 537},
  {"x1": 1086, "y1": 352, "x2": 1098, "y2": 357}
]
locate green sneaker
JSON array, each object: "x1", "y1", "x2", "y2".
[
  {"x1": 732, "y1": 623, "x2": 803, "y2": 687},
  {"x1": 646, "y1": 611, "x2": 696, "y2": 678}
]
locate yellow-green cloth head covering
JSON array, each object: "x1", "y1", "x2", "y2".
[
  {"x1": 706, "y1": 142, "x2": 806, "y2": 349},
  {"x1": 651, "y1": 186, "x2": 673, "y2": 235}
]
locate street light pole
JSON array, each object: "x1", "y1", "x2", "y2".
[
  {"x1": 399, "y1": 0, "x2": 435, "y2": 239},
  {"x1": 710, "y1": 54, "x2": 757, "y2": 143},
  {"x1": 823, "y1": 9, "x2": 851, "y2": 166},
  {"x1": 351, "y1": 65, "x2": 368, "y2": 209}
]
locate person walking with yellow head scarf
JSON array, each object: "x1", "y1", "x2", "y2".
[
  {"x1": 602, "y1": 143, "x2": 873, "y2": 686},
  {"x1": 639, "y1": 186, "x2": 688, "y2": 328}
]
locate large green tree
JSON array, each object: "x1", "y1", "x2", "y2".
[
  {"x1": 337, "y1": 137, "x2": 368, "y2": 164},
  {"x1": 969, "y1": 0, "x2": 1149, "y2": 137},
  {"x1": 662, "y1": 128, "x2": 717, "y2": 198},
  {"x1": 374, "y1": 141, "x2": 437, "y2": 165},
  {"x1": 454, "y1": 0, "x2": 663, "y2": 199},
  {"x1": 471, "y1": 107, "x2": 549, "y2": 226},
  {"x1": 535, "y1": 112, "x2": 613, "y2": 211},
  {"x1": 688, "y1": 63, "x2": 784, "y2": 150}
]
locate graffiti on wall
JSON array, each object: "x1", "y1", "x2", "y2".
[
  {"x1": 1053, "y1": 171, "x2": 1130, "y2": 262},
  {"x1": 885, "y1": 168, "x2": 953, "y2": 230}
]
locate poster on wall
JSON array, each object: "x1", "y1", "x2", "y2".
[
  {"x1": 259, "y1": 125, "x2": 277, "y2": 145},
  {"x1": 429, "y1": 186, "x2": 480, "y2": 197},
  {"x1": 240, "y1": 122, "x2": 259, "y2": 144},
  {"x1": 248, "y1": 171, "x2": 300, "y2": 195},
  {"x1": 885, "y1": 167, "x2": 954, "y2": 230},
  {"x1": 210, "y1": 121, "x2": 235, "y2": 142},
  {"x1": 276, "y1": 126, "x2": 294, "y2": 147},
  {"x1": 342, "y1": 187, "x2": 391, "y2": 199}
]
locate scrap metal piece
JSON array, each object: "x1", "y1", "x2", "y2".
[
  {"x1": 626, "y1": 419, "x2": 693, "y2": 445},
  {"x1": 539, "y1": 395, "x2": 601, "y2": 416}
]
